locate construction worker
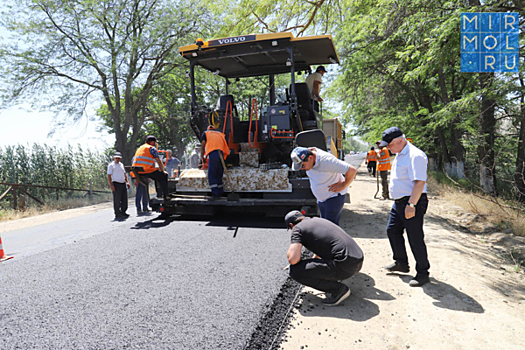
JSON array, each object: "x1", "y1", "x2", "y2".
[
  {"x1": 305, "y1": 65, "x2": 327, "y2": 112},
  {"x1": 365, "y1": 146, "x2": 378, "y2": 177},
  {"x1": 290, "y1": 146, "x2": 357, "y2": 226},
  {"x1": 165, "y1": 150, "x2": 182, "y2": 178},
  {"x1": 132, "y1": 135, "x2": 169, "y2": 200},
  {"x1": 376, "y1": 142, "x2": 392, "y2": 200},
  {"x1": 284, "y1": 210, "x2": 364, "y2": 306},
  {"x1": 200, "y1": 125, "x2": 230, "y2": 198}
]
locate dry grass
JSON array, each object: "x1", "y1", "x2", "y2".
[
  {"x1": 0, "y1": 194, "x2": 113, "y2": 222},
  {"x1": 427, "y1": 176, "x2": 525, "y2": 237}
]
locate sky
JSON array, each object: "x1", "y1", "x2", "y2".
[{"x1": 0, "y1": 105, "x2": 114, "y2": 151}]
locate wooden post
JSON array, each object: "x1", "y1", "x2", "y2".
[
  {"x1": 56, "y1": 189, "x2": 59, "y2": 201},
  {"x1": 12, "y1": 186, "x2": 17, "y2": 210},
  {"x1": 89, "y1": 178, "x2": 93, "y2": 198}
]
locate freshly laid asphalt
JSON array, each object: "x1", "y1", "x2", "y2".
[
  {"x1": 1, "y1": 211, "x2": 290, "y2": 349},
  {"x1": 0, "y1": 154, "x2": 365, "y2": 349}
]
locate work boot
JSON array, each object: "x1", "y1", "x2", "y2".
[
  {"x1": 409, "y1": 274, "x2": 430, "y2": 287},
  {"x1": 384, "y1": 262, "x2": 410, "y2": 273},
  {"x1": 323, "y1": 285, "x2": 351, "y2": 306}
]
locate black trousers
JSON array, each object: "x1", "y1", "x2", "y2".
[
  {"x1": 142, "y1": 170, "x2": 169, "y2": 198},
  {"x1": 386, "y1": 194, "x2": 430, "y2": 276},
  {"x1": 367, "y1": 161, "x2": 377, "y2": 177},
  {"x1": 112, "y1": 182, "x2": 128, "y2": 216},
  {"x1": 289, "y1": 256, "x2": 363, "y2": 294}
]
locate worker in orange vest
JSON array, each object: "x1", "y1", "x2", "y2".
[
  {"x1": 365, "y1": 147, "x2": 378, "y2": 177},
  {"x1": 132, "y1": 135, "x2": 169, "y2": 200},
  {"x1": 376, "y1": 141, "x2": 392, "y2": 200},
  {"x1": 200, "y1": 125, "x2": 230, "y2": 199}
]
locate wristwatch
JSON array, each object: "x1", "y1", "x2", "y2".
[{"x1": 408, "y1": 203, "x2": 415, "y2": 208}]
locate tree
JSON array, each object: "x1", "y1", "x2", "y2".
[{"x1": 0, "y1": 0, "x2": 203, "y2": 163}]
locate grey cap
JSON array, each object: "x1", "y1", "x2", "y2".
[
  {"x1": 113, "y1": 152, "x2": 122, "y2": 158},
  {"x1": 284, "y1": 210, "x2": 304, "y2": 229}
]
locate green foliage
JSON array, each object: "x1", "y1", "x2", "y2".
[
  {"x1": 0, "y1": 144, "x2": 110, "y2": 208},
  {"x1": 0, "y1": 0, "x2": 207, "y2": 162}
]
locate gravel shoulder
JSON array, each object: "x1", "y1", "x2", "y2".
[{"x1": 278, "y1": 164, "x2": 525, "y2": 350}]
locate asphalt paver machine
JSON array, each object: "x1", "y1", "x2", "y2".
[{"x1": 153, "y1": 32, "x2": 341, "y2": 217}]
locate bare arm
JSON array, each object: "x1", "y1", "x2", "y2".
[
  {"x1": 200, "y1": 140, "x2": 207, "y2": 162},
  {"x1": 313, "y1": 81, "x2": 323, "y2": 101},
  {"x1": 287, "y1": 243, "x2": 302, "y2": 265},
  {"x1": 328, "y1": 166, "x2": 357, "y2": 193},
  {"x1": 155, "y1": 157, "x2": 166, "y2": 173},
  {"x1": 405, "y1": 180, "x2": 426, "y2": 219},
  {"x1": 107, "y1": 175, "x2": 115, "y2": 191},
  {"x1": 124, "y1": 172, "x2": 130, "y2": 189}
]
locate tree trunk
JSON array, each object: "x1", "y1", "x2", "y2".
[
  {"x1": 477, "y1": 73, "x2": 497, "y2": 196},
  {"x1": 515, "y1": 75, "x2": 525, "y2": 202}
]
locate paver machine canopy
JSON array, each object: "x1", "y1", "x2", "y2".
[{"x1": 179, "y1": 32, "x2": 340, "y2": 167}]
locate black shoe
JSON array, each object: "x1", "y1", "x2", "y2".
[
  {"x1": 384, "y1": 262, "x2": 410, "y2": 273},
  {"x1": 409, "y1": 274, "x2": 430, "y2": 287},
  {"x1": 142, "y1": 208, "x2": 151, "y2": 213},
  {"x1": 121, "y1": 213, "x2": 130, "y2": 218},
  {"x1": 322, "y1": 285, "x2": 351, "y2": 306}
]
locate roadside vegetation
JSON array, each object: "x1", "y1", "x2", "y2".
[
  {"x1": 428, "y1": 172, "x2": 525, "y2": 272},
  {"x1": 0, "y1": 144, "x2": 112, "y2": 221}
]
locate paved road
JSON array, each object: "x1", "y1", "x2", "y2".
[
  {"x1": 0, "y1": 154, "x2": 365, "y2": 349},
  {"x1": 1, "y1": 210, "x2": 291, "y2": 349}
]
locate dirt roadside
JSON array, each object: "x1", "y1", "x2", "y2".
[{"x1": 278, "y1": 166, "x2": 525, "y2": 350}]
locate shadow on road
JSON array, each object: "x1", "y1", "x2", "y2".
[
  {"x1": 131, "y1": 213, "x2": 287, "y2": 231},
  {"x1": 295, "y1": 273, "x2": 394, "y2": 322},
  {"x1": 391, "y1": 274, "x2": 484, "y2": 313}
]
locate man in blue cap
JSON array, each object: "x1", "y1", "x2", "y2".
[
  {"x1": 379, "y1": 127, "x2": 430, "y2": 287},
  {"x1": 290, "y1": 146, "x2": 357, "y2": 226},
  {"x1": 284, "y1": 210, "x2": 364, "y2": 306}
]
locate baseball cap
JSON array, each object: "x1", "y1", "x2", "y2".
[
  {"x1": 284, "y1": 210, "x2": 304, "y2": 229},
  {"x1": 113, "y1": 152, "x2": 122, "y2": 158},
  {"x1": 316, "y1": 65, "x2": 327, "y2": 73},
  {"x1": 290, "y1": 147, "x2": 309, "y2": 171},
  {"x1": 378, "y1": 127, "x2": 403, "y2": 148},
  {"x1": 146, "y1": 135, "x2": 157, "y2": 143}
]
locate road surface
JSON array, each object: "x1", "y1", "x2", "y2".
[{"x1": 0, "y1": 154, "x2": 365, "y2": 349}]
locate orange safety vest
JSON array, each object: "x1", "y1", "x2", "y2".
[
  {"x1": 204, "y1": 130, "x2": 230, "y2": 159},
  {"x1": 377, "y1": 147, "x2": 391, "y2": 171},
  {"x1": 366, "y1": 150, "x2": 378, "y2": 162},
  {"x1": 132, "y1": 144, "x2": 157, "y2": 174}
]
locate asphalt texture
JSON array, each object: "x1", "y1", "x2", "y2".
[
  {"x1": 0, "y1": 210, "x2": 291, "y2": 349},
  {"x1": 0, "y1": 154, "x2": 366, "y2": 350}
]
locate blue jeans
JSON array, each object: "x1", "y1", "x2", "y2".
[
  {"x1": 386, "y1": 194, "x2": 430, "y2": 276},
  {"x1": 207, "y1": 150, "x2": 224, "y2": 197},
  {"x1": 135, "y1": 182, "x2": 149, "y2": 211},
  {"x1": 317, "y1": 193, "x2": 346, "y2": 226}
]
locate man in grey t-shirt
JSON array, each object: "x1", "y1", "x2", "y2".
[
  {"x1": 291, "y1": 146, "x2": 357, "y2": 225},
  {"x1": 284, "y1": 210, "x2": 364, "y2": 306}
]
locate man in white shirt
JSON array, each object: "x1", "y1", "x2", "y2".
[
  {"x1": 107, "y1": 152, "x2": 130, "y2": 220},
  {"x1": 305, "y1": 66, "x2": 327, "y2": 112},
  {"x1": 379, "y1": 127, "x2": 430, "y2": 287},
  {"x1": 290, "y1": 146, "x2": 357, "y2": 226}
]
